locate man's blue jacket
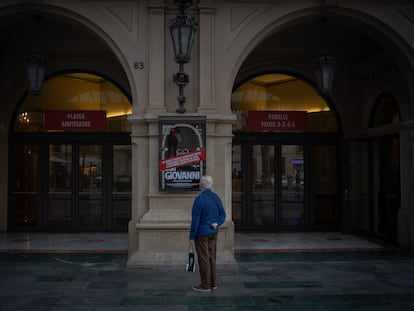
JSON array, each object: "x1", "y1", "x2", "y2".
[{"x1": 189, "y1": 189, "x2": 226, "y2": 240}]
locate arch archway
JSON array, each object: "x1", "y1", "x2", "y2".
[
  {"x1": 9, "y1": 71, "x2": 132, "y2": 232},
  {"x1": 224, "y1": 6, "x2": 413, "y2": 240},
  {"x1": 0, "y1": 4, "x2": 135, "y2": 232},
  {"x1": 231, "y1": 73, "x2": 340, "y2": 231},
  {"x1": 217, "y1": 5, "x2": 414, "y2": 125}
]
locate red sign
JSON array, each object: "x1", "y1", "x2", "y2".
[
  {"x1": 160, "y1": 149, "x2": 206, "y2": 171},
  {"x1": 45, "y1": 110, "x2": 107, "y2": 131},
  {"x1": 248, "y1": 111, "x2": 308, "y2": 131}
]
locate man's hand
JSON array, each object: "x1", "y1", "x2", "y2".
[
  {"x1": 211, "y1": 222, "x2": 218, "y2": 230},
  {"x1": 189, "y1": 240, "x2": 195, "y2": 250}
]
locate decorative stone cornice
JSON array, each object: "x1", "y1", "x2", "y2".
[{"x1": 403, "y1": 118, "x2": 414, "y2": 139}]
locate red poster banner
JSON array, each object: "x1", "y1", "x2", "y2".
[
  {"x1": 248, "y1": 111, "x2": 308, "y2": 131},
  {"x1": 45, "y1": 110, "x2": 107, "y2": 131},
  {"x1": 160, "y1": 148, "x2": 206, "y2": 171}
]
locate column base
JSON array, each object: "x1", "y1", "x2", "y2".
[
  {"x1": 411, "y1": 216, "x2": 414, "y2": 254},
  {"x1": 398, "y1": 206, "x2": 414, "y2": 248},
  {"x1": 127, "y1": 222, "x2": 237, "y2": 267}
]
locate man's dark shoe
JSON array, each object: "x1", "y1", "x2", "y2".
[{"x1": 192, "y1": 285, "x2": 211, "y2": 292}]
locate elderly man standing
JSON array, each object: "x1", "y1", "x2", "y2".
[{"x1": 189, "y1": 175, "x2": 226, "y2": 292}]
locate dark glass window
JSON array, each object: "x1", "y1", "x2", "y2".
[{"x1": 370, "y1": 93, "x2": 400, "y2": 127}]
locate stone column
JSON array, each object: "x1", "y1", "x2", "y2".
[
  {"x1": 206, "y1": 115, "x2": 236, "y2": 257},
  {"x1": 398, "y1": 119, "x2": 414, "y2": 251},
  {"x1": 197, "y1": 1, "x2": 216, "y2": 114},
  {"x1": 128, "y1": 115, "x2": 150, "y2": 257},
  {"x1": 147, "y1": 1, "x2": 166, "y2": 113},
  {"x1": 0, "y1": 123, "x2": 7, "y2": 231},
  {"x1": 127, "y1": 114, "x2": 236, "y2": 266}
]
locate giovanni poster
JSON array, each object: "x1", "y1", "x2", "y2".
[{"x1": 159, "y1": 117, "x2": 206, "y2": 191}]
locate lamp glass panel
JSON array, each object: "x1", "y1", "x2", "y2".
[
  {"x1": 35, "y1": 66, "x2": 46, "y2": 94},
  {"x1": 321, "y1": 63, "x2": 334, "y2": 94},
  {"x1": 26, "y1": 66, "x2": 37, "y2": 92},
  {"x1": 170, "y1": 26, "x2": 181, "y2": 58},
  {"x1": 180, "y1": 25, "x2": 192, "y2": 57}
]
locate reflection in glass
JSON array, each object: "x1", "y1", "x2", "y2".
[
  {"x1": 281, "y1": 145, "x2": 304, "y2": 226},
  {"x1": 232, "y1": 145, "x2": 242, "y2": 226},
  {"x1": 79, "y1": 145, "x2": 102, "y2": 192},
  {"x1": 48, "y1": 145, "x2": 72, "y2": 222},
  {"x1": 112, "y1": 145, "x2": 132, "y2": 227},
  {"x1": 251, "y1": 145, "x2": 275, "y2": 227},
  {"x1": 79, "y1": 145, "x2": 102, "y2": 227},
  {"x1": 14, "y1": 144, "x2": 38, "y2": 226},
  {"x1": 49, "y1": 145, "x2": 72, "y2": 191}
]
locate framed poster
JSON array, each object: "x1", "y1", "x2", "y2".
[{"x1": 159, "y1": 117, "x2": 206, "y2": 191}]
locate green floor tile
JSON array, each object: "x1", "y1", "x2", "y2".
[
  {"x1": 235, "y1": 251, "x2": 414, "y2": 262},
  {"x1": 244, "y1": 281, "x2": 322, "y2": 288},
  {"x1": 36, "y1": 274, "x2": 75, "y2": 282}
]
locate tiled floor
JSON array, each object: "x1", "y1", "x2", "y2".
[
  {"x1": 235, "y1": 232, "x2": 383, "y2": 252},
  {"x1": 0, "y1": 232, "x2": 128, "y2": 253},
  {"x1": 0, "y1": 232, "x2": 413, "y2": 310},
  {"x1": 0, "y1": 232, "x2": 384, "y2": 253}
]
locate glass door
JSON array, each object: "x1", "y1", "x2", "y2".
[
  {"x1": 48, "y1": 144, "x2": 73, "y2": 227},
  {"x1": 12, "y1": 144, "x2": 39, "y2": 229},
  {"x1": 111, "y1": 145, "x2": 132, "y2": 228},
  {"x1": 232, "y1": 145, "x2": 243, "y2": 227},
  {"x1": 247, "y1": 144, "x2": 306, "y2": 230},
  {"x1": 10, "y1": 140, "x2": 131, "y2": 232},
  {"x1": 311, "y1": 144, "x2": 338, "y2": 229},
  {"x1": 280, "y1": 144, "x2": 305, "y2": 227},
  {"x1": 78, "y1": 145, "x2": 103, "y2": 229},
  {"x1": 232, "y1": 142, "x2": 311, "y2": 231},
  {"x1": 250, "y1": 145, "x2": 276, "y2": 229},
  {"x1": 232, "y1": 136, "x2": 340, "y2": 232},
  {"x1": 377, "y1": 135, "x2": 400, "y2": 242}
]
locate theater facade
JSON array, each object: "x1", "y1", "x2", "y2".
[{"x1": 1, "y1": 0, "x2": 414, "y2": 265}]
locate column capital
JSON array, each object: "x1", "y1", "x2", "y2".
[
  {"x1": 147, "y1": 0, "x2": 166, "y2": 10},
  {"x1": 198, "y1": 0, "x2": 216, "y2": 12}
]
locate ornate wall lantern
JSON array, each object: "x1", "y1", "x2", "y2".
[
  {"x1": 316, "y1": 55, "x2": 335, "y2": 97},
  {"x1": 169, "y1": 0, "x2": 198, "y2": 113},
  {"x1": 25, "y1": 15, "x2": 46, "y2": 96},
  {"x1": 315, "y1": 17, "x2": 335, "y2": 98},
  {"x1": 25, "y1": 53, "x2": 46, "y2": 95}
]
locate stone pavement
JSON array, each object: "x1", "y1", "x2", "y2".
[{"x1": 1, "y1": 251, "x2": 414, "y2": 310}]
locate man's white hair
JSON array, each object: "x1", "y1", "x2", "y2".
[{"x1": 200, "y1": 175, "x2": 213, "y2": 189}]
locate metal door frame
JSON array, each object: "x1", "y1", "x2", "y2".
[
  {"x1": 233, "y1": 132, "x2": 341, "y2": 232},
  {"x1": 9, "y1": 132, "x2": 130, "y2": 232}
]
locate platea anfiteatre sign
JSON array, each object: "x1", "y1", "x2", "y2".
[
  {"x1": 45, "y1": 110, "x2": 106, "y2": 131},
  {"x1": 248, "y1": 111, "x2": 308, "y2": 131}
]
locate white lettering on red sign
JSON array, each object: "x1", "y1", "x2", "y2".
[
  {"x1": 268, "y1": 114, "x2": 288, "y2": 120},
  {"x1": 260, "y1": 121, "x2": 296, "y2": 128},
  {"x1": 61, "y1": 120, "x2": 91, "y2": 128},
  {"x1": 66, "y1": 113, "x2": 86, "y2": 120}
]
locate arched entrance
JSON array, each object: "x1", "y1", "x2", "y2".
[
  {"x1": 227, "y1": 11, "x2": 408, "y2": 243},
  {"x1": 231, "y1": 74, "x2": 340, "y2": 232},
  {"x1": 9, "y1": 72, "x2": 132, "y2": 232}
]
